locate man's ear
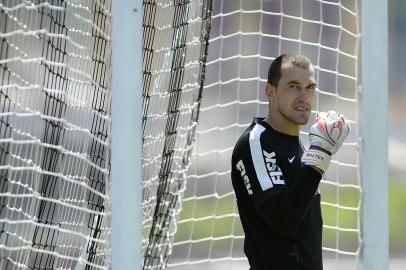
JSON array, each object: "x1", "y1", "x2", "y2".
[{"x1": 266, "y1": 83, "x2": 276, "y2": 101}]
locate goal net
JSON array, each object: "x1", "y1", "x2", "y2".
[
  {"x1": 0, "y1": 0, "x2": 213, "y2": 269},
  {"x1": 0, "y1": 0, "x2": 362, "y2": 269},
  {"x1": 0, "y1": 1, "x2": 112, "y2": 269},
  {"x1": 168, "y1": 0, "x2": 361, "y2": 269},
  {"x1": 141, "y1": 0, "x2": 212, "y2": 269}
]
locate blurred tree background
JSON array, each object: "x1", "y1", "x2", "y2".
[{"x1": 389, "y1": 0, "x2": 406, "y2": 258}]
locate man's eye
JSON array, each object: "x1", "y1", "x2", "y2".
[{"x1": 289, "y1": 84, "x2": 300, "y2": 89}]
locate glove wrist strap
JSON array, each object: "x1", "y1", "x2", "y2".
[
  {"x1": 302, "y1": 148, "x2": 332, "y2": 172},
  {"x1": 309, "y1": 145, "x2": 332, "y2": 156}
]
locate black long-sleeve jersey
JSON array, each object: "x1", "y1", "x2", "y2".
[{"x1": 231, "y1": 118, "x2": 323, "y2": 270}]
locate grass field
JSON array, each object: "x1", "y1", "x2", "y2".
[
  {"x1": 388, "y1": 178, "x2": 406, "y2": 255},
  {"x1": 176, "y1": 179, "x2": 406, "y2": 256}
]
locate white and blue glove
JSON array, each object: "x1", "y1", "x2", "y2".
[{"x1": 302, "y1": 111, "x2": 351, "y2": 173}]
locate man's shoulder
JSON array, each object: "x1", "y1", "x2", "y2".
[
  {"x1": 232, "y1": 119, "x2": 277, "y2": 160},
  {"x1": 232, "y1": 125, "x2": 252, "y2": 160},
  {"x1": 234, "y1": 118, "x2": 266, "y2": 146}
]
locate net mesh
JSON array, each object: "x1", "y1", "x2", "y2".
[
  {"x1": 0, "y1": 0, "x2": 362, "y2": 269},
  {"x1": 141, "y1": 0, "x2": 212, "y2": 269},
  {"x1": 0, "y1": 1, "x2": 112, "y2": 269},
  {"x1": 169, "y1": 0, "x2": 361, "y2": 269},
  {"x1": 0, "y1": 0, "x2": 213, "y2": 269}
]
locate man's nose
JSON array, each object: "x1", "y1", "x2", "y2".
[{"x1": 298, "y1": 88, "x2": 310, "y2": 101}]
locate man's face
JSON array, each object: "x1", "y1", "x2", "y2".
[{"x1": 269, "y1": 63, "x2": 316, "y2": 125}]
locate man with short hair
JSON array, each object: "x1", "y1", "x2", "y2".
[{"x1": 231, "y1": 54, "x2": 350, "y2": 270}]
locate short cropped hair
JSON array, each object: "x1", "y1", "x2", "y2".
[{"x1": 267, "y1": 54, "x2": 312, "y2": 88}]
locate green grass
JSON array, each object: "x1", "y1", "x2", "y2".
[
  {"x1": 176, "y1": 180, "x2": 406, "y2": 254},
  {"x1": 389, "y1": 179, "x2": 406, "y2": 254}
]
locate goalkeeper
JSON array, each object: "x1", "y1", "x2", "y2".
[{"x1": 231, "y1": 54, "x2": 350, "y2": 270}]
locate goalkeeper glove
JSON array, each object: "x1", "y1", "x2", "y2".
[{"x1": 302, "y1": 111, "x2": 351, "y2": 173}]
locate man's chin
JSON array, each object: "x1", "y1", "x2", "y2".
[
  {"x1": 297, "y1": 120, "x2": 309, "y2": 125},
  {"x1": 293, "y1": 115, "x2": 310, "y2": 125}
]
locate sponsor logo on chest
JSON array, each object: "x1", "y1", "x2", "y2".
[{"x1": 263, "y1": 150, "x2": 285, "y2": 185}]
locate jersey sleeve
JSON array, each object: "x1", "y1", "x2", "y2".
[{"x1": 232, "y1": 124, "x2": 322, "y2": 238}]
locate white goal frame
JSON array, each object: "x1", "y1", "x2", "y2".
[
  {"x1": 111, "y1": 1, "x2": 143, "y2": 270},
  {"x1": 361, "y1": 0, "x2": 389, "y2": 269}
]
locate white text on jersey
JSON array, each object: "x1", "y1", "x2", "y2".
[
  {"x1": 263, "y1": 150, "x2": 285, "y2": 185},
  {"x1": 236, "y1": 160, "x2": 253, "y2": 195}
]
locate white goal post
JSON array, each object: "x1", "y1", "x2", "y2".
[
  {"x1": 111, "y1": 1, "x2": 143, "y2": 270},
  {"x1": 361, "y1": 0, "x2": 389, "y2": 269}
]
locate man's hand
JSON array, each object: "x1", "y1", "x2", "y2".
[{"x1": 302, "y1": 111, "x2": 351, "y2": 173}]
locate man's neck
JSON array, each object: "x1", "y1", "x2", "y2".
[{"x1": 264, "y1": 114, "x2": 300, "y2": 136}]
